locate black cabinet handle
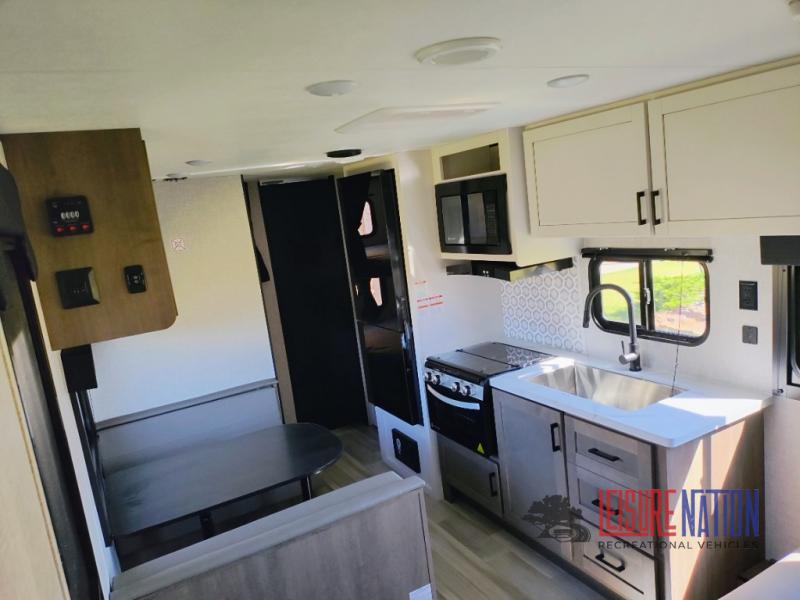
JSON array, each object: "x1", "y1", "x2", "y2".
[
  {"x1": 550, "y1": 423, "x2": 561, "y2": 452},
  {"x1": 636, "y1": 190, "x2": 647, "y2": 225},
  {"x1": 651, "y1": 190, "x2": 662, "y2": 225},
  {"x1": 591, "y1": 498, "x2": 620, "y2": 516},
  {"x1": 489, "y1": 472, "x2": 498, "y2": 497},
  {"x1": 588, "y1": 447, "x2": 621, "y2": 462},
  {"x1": 595, "y1": 551, "x2": 625, "y2": 573}
]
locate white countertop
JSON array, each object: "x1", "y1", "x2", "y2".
[
  {"x1": 721, "y1": 549, "x2": 800, "y2": 599},
  {"x1": 490, "y1": 340, "x2": 773, "y2": 448}
]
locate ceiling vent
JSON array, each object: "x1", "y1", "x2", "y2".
[{"x1": 336, "y1": 103, "x2": 497, "y2": 134}]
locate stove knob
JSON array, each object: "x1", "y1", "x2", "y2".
[
  {"x1": 432, "y1": 374, "x2": 441, "y2": 385},
  {"x1": 461, "y1": 385, "x2": 472, "y2": 397},
  {"x1": 424, "y1": 371, "x2": 432, "y2": 382},
  {"x1": 451, "y1": 382, "x2": 461, "y2": 394}
]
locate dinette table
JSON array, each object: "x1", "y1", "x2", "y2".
[{"x1": 105, "y1": 422, "x2": 343, "y2": 539}]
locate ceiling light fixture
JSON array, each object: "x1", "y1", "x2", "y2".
[
  {"x1": 546, "y1": 74, "x2": 591, "y2": 89},
  {"x1": 305, "y1": 80, "x2": 358, "y2": 97},
  {"x1": 185, "y1": 159, "x2": 212, "y2": 167},
  {"x1": 414, "y1": 37, "x2": 501, "y2": 66},
  {"x1": 326, "y1": 149, "x2": 362, "y2": 159}
]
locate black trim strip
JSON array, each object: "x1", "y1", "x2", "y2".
[{"x1": 582, "y1": 247, "x2": 713, "y2": 261}]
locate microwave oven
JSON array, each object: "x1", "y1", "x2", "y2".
[{"x1": 434, "y1": 174, "x2": 511, "y2": 255}]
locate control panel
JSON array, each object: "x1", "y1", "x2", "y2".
[
  {"x1": 424, "y1": 369, "x2": 484, "y2": 401},
  {"x1": 47, "y1": 196, "x2": 94, "y2": 237}
]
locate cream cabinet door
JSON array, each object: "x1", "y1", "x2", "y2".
[
  {"x1": 649, "y1": 64, "x2": 800, "y2": 235},
  {"x1": 524, "y1": 103, "x2": 652, "y2": 237}
]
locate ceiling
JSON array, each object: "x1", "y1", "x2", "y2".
[{"x1": 1, "y1": 0, "x2": 799, "y2": 179}]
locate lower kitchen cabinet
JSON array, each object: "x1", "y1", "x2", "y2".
[
  {"x1": 491, "y1": 390, "x2": 765, "y2": 600},
  {"x1": 493, "y1": 390, "x2": 570, "y2": 559}
]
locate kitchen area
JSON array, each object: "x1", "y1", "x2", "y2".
[{"x1": 2, "y1": 3, "x2": 800, "y2": 599}]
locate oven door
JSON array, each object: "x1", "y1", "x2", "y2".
[
  {"x1": 426, "y1": 383, "x2": 496, "y2": 456},
  {"x1": 435, "y1": 174, "x2": 511, "y2": 256}
]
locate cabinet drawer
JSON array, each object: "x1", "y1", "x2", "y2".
[
  {"x1": 438, "y1": 434, "x2": 503, "y2": 517},
  {"x1": 565, "y1": 417, "x2": 652, "y2": 489},
  {"x1": 567, "y1": 463, "x2": 654, "y2": 555},
  {"x1": 575, "y1": 521, "x2": 657, "y2": 600}
]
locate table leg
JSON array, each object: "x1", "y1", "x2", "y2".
[
  {"x1": 199, "y1": 510, "x2": 216, "y2": 539},
  {"x1": 301, "y1": 476, "x2": 313, "y2": 501}
]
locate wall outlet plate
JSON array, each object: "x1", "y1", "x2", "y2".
[{"x1": 742, "y1": 325, "x2": 758, "y2": 345}]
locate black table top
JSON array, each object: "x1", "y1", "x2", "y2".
[{"x1": 105, "y1": 423, "x2": 343, "y2": 537}]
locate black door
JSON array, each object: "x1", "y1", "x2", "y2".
[
  {"x1": 338, "y1": 170, "x2": 422, "y2": 425},
  {"x1": 259, "y1": 178, "x2": 367, "y2": 429}
]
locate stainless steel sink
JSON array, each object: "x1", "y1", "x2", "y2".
[{"x1": 526, "y1": 364, "x2": 682, "y2": 411}]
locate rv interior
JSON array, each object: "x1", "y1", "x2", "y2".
[{"x1": 3, "y1": 2, "x2": 800, "y2": 599}]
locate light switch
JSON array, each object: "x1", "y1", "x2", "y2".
[
  {"x1": 742, "y1": 325, "x2": 758, "y2": 345},
  {"x1": 124, "y1": 265, "x2": 147, "y2": 293}
]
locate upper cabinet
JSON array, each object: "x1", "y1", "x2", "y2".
[
  {"x1": 431, "y1": 129, "x2": 577, "y2": 266},
  {"x1": 649, "y1": 64, "x2": 800, "y2": 235},
  {"x1": 524, "y1": 104, "x2": 652, "y2": 237},
  {"x1": 522, "y1": 62, "x2": 800, "y2": 237}
]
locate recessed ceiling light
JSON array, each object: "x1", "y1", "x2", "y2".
[
  {"x1": 305, "y1": 80, "x2": 358, "y2": 97},
  {"x1": 415, "y1": 37, "x2": 501, "y2": 66},
  {"x1": 326, "y1": 149, "x2": 362, "y2": 159},
  {"x1": 547, "y1": 74, "x2": 591, "y2": 89},
  {"x1": 185, "y1": 159, "x2": 212, "y2": 167}
]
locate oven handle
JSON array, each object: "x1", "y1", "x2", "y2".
[{"x1": 426, "y1": 385, "x2": 482, "y2": 411}]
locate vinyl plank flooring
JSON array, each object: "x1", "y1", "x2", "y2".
[{"x1": 318, "y1": 426, "x2": 605, "y2": 600}]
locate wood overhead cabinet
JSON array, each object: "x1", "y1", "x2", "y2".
[
  {"x1": 524, "y1": 63, "x2": 800, "y2": 237},
  {"x1": 0, "y1": 129, "x2": 177, "y2": 350}
]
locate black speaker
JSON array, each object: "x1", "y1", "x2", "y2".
[{"x1": 61, "y1": 345, "x2": 97, "y2": 393}]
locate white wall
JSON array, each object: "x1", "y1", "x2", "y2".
[
  {"x1": 348, "y1": 151, "x2": 506, "y2": 497},
  {"x1": 90, "y1": 176, "x2": 275, "y2": 422}
]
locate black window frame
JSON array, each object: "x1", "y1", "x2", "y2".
[
  {"x1": 789, "y1": 266, "x2": 800, "y2": 387},
  {"x1": 583, "y1": 248, "x2": 712, "y2": 347}
]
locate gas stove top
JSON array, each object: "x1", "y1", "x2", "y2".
[{"x1": 426, "y1": 342, "x2": 551, "y2": 381}]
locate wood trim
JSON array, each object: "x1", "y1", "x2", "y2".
[{"x1": 0, "y1": 316, "x2": 70, "y2": 599}]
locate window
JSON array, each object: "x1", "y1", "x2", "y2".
[
  {"x1": 369, "y1": 277, "x2": 383, "y2": 307},
  {"x1": 585, "y1": 249, "x2": 711, "y2": 345},
  {"x1": 358, "y1": 201, "x2": 375, "y2": 237}
]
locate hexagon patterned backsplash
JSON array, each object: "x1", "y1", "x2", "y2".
[{"x1": 500, "y1": 266, "x2": 586, "y2": 353}]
